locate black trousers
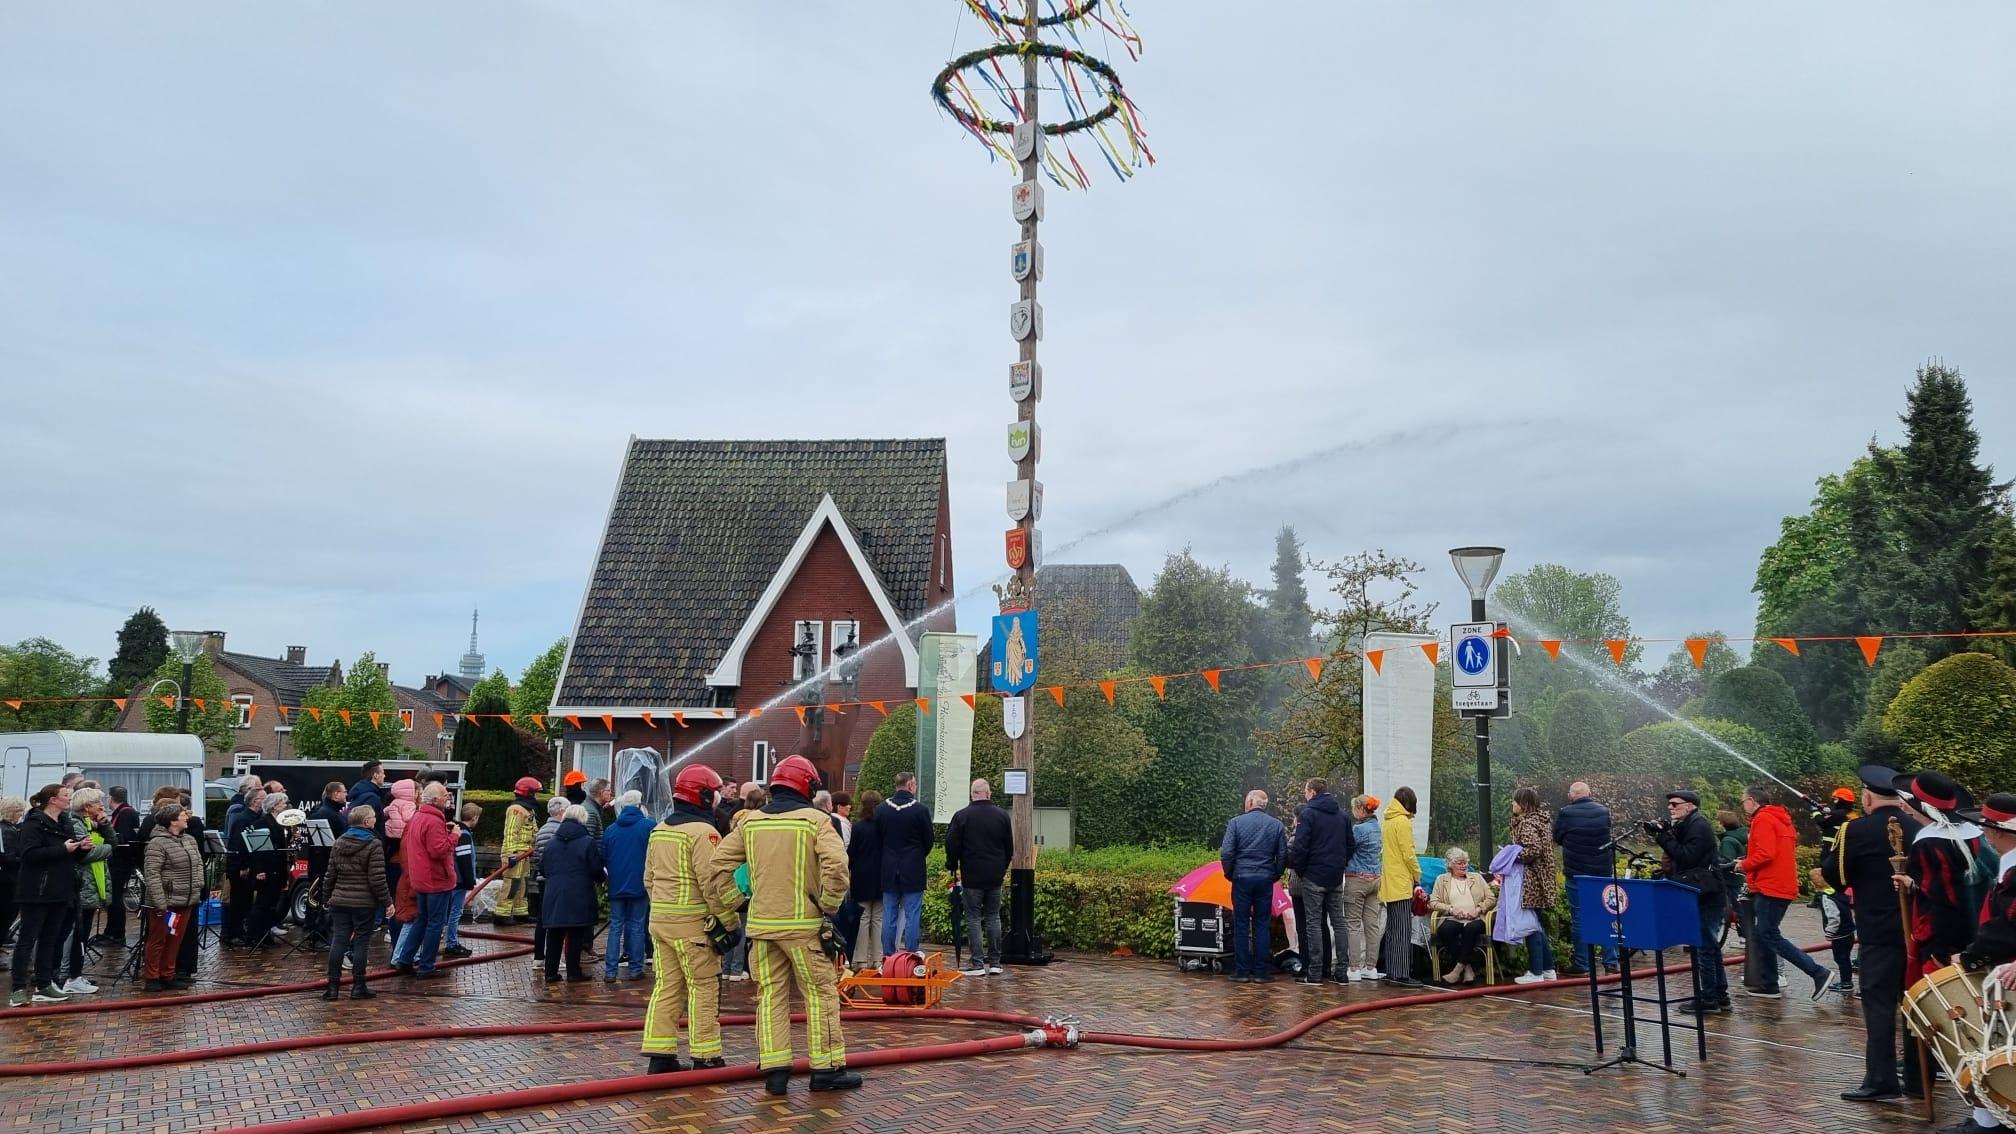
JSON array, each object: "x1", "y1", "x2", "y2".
[
  {"x1": 105, "y1": 863, "x2": 134, "y2": 940},
  {"x1": 544, "y1": 926, "x2": 586, "y2": 979},
  {"x1": 1435, "y1": 916, "x2": 1488, "y2": 970},
  {"x1": 1857, "y1": 940, "x2": 1920, "y2": 1092},
  {"x1": 9, "y1": 904, "x2": 69, "y2": 991},
  {"x1": 326, "y1": 908, "x2": 376, "y2": 986},
  {"x1": 176, "y1": 892, "x2": 205, "y2": 978},
  {"x1": 60, "y1": 907, "x2": 86, "y2": 980},
  {"x1": 226, "y1": 868, "x2": 255, "y2": 941},
  {"x1": 242, "y1": 876, "x2": 287, "y2": 944}
]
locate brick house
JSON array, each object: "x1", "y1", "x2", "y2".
[
  {"x1": 550, "y1": 438, "x2": 954, "y2": 792},
  {"x1": 392, "y1": 672, "x2": 476, "y2": 761},
  {"x1": 110, "y1": 634, "x2": 343, "y2": 777}
]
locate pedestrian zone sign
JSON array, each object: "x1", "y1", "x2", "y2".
[{"x1": 1450, "y1": 621, "x2": 1497, "y2": 710}]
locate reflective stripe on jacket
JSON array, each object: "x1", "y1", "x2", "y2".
[
  {"x1": 705, "y1": 802, "x2": 849, "y2": 939},
  {"x1": 644, "y1": 818, "x2": 734, "y2": 935}
]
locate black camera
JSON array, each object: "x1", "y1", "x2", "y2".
[{"x1": 1640, "y1": 818, "x2": 1672, "y2": 837}]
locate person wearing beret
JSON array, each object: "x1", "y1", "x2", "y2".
[{"x1": 1819, "y1": 765, "x2": 1924, "y2": 1104}]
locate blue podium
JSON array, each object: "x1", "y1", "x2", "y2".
[{"x1": 1574, "y1": 876, "x2": 1708, "y2": 1075}]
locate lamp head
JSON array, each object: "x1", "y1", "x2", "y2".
[
  {"x1": 169, "y1": 630, "x2": 207, "y2": 663},
  {"x1": 1447, "y1": 546, "x2": 1506, "y2": 602}
]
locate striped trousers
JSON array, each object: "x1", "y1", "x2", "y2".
[
  {"x1": 641, "y1": 929, "x2": 722, "y2": 1059},
  {"x1": 752, "y1": 936, "x2": 846, "y2": 1071}
]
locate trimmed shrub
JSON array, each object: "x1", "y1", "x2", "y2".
[
  {"x1": 1701, "y1": 666, "x2": 1819, "y2": 773},
  {"x1": 1883, "y1": 652, "x2": 2016, "y2": 793},
  {"x1": 1545, "y1": 689, "x2": 1620, "y2": 775},
  {"x1": 1617, "y1": 719, "x2": 1779, "y2": 785}
]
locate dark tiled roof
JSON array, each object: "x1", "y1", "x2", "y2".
[
  {"x1": 558, "y1": 438, "x2": 947, "y2": 707},
  {"x1": 395, "y1": 685, "x2": 462, "y2": 715},
  {"x1": 977, "y1": 564, "x2": 1141, "y2": 688},
  {"x1": 220, "y1": 651, "x2": 336, "y2": 708}
]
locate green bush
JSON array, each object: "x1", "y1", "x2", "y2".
[
  {"x1": 1545, "y1": 689, "x2": 1620, "y2": 775},
  {"x1": 899, "y1": 844, "x2": 1214, "y2": 959},
  {"x1": 1701, "y1": 666, "x2": 1819, "y2": 773},
  {"x1": 1617, "y1": 719, "x2": 1779, "y2": 784},
  {"x1": 462, "y1": 789, "x2": 518, "y2": 847},
  {"x1": 856, "y1": 700, "x2": 1009, "y2": 808},
  {"x1": 1884, "y1": 652, "x2": 2016, "y2": 793}
]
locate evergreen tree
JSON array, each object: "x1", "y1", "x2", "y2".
[
  {"x1": 1700, "y1": 666, "x2": 1820, "y2": 774},
  {"x1": 106, "y1": 607, "x2": 168, "y2": 695},
  {"x1": 1544, "y1": 689, "x2": 1620, "y2": 778},
  {"x1": 1883, "y1": 363, "x2": 2009, "y2": 649},
  {"x1": 456, "y1": 670, "x2": 526, "y2": 790},
  {"x1": 1968, "y1": 523, "x2": 2016, "y2": 666},
  {"x1": 1263, "y1": 526, "x2": 1313, "y2": 655}
]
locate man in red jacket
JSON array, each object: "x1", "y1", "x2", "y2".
[
  {"x1": 391, "y1": 782, "x2": 461, "y2": 978},
  {"x1": 1739, "y1": 784, "x2": 1834, "y2": 1001}
]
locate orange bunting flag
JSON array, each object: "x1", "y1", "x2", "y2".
[
  {"x1": 279, "y1": 705, "x2": 292, "y2": 721},
  {"x1": 1366, "y1": 649, "x2": 1385, "y2": 675},
  {"x1": 793, "y1": 706, "x2": 807, "y2": 725},
  {"x1": 1099, "y1": 681, "x2": 1116, "y2": 705},
  {"x1": 960, "y1": 694, "x2": 977, "y2": 711},
  {"x1": 1684, "y1": 639, "x2": 1710, "y2": 669},
  {"x1": 193, "y1": 698, "x2": 207, "y2": 712},
  {"x1": 245, "y1": 703, "x2": 258, "y2": 724},
  {"x1": 368, "y1": 711, "x2": 382, "y2": 730},
  {"x1": 112, "y1": 698, "x2": 126, "y2": 713},
  {"x1": 640, "y1": 713, "x2": 655, "y2": 728},
  {"x1": 2, "y1": 700, "x2": 18, "y2": 711},
  {"x1": 600, "y1": 714, "x2": 614, "y2": 733},
  {"x1": 1420, "y1": 642, "x2": 1439, "y2": 667},
  {"x1": 1857, "y1": 636, "x2": 1883, "y2": 666},
  {"x1": 533, "y1": 714, "x2": 547, "y2": 731},
  {"x1": 565, "y1": 715, "x2": 582, "y2": 729},
  {"x1": 748, "y1": 707, "x2": 764, "y2": 719},
  {"x1": 869, "y1": 700, "x2": 888, "y2": 716},
  {"x1": 917, "y1": 697, "x2": 932, "y2": 715},
  {"x1": 671, "y1": 712, "x2": 687, "y2": 728},
  {"x1": 1603, "y1": 640, "x2": 1629, "y2": 665},
  {"x1": 1202, "y1": 669, "x2": 1222, "y2": 692},
  {"x1": 1303, "y1": 657, "x2": 1323, "y2": 682},
  {"x1": 1492, "y1": 626, "x2": 1513, "y2": 638},
  {"x1": 1771, "y1": 638, "x2": 1800, "y2": 656},
  {"x1": 826, "y1": 703, "x2": 846, "y2": 716},
  {"x1": 160, "y1": 695, "x2": 176, "y2": 708},
  {"x1": 1541, "y1": 640, "x2": 1562, "y2": 660},
  {"x1": 1149, "y1": 676, "x2": 1167, "y2": 699},
  {"x1": 338, "y1": 710, "x2": 352, "y2": 726},
  {"x1": 1048, "y1": 686, "x2": 1065, "y2": 707},
  {"x1": 433, "y1": 713, "x2": 444, "y2": 730}
]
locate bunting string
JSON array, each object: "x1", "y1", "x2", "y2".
[{"x1": 7, "y1": 630, "x2": 2014, "y2": 723}]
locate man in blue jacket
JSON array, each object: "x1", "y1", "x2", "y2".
[
  {"x1": 1552, "y1": 781, "x2": 1615, "y2": 973},
  {"x1": 1287, "y1": 778, "x2": 1356, "y2": 984},
  {"x1": 600, "y1": 790, "x2": 653, "y2": 980},
  {"x1": 1220, "y1": 790, "x2": 1286, "y2": 983},
  {"x1": 875, "y1": 772, "x2": 934, "y2": 956}
]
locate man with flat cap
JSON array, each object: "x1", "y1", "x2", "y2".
[
  {"x1": 1646, "y1": 788, "x2": 1728, "y2": 1015},
  {"x1": 1950, "y1": 792, "x2": 2016, "y2": 1134},
  {"x1": 1819, "y1": 764, "x2": 1924, "y2": 1103}
]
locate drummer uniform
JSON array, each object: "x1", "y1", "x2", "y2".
[
  {"x1": 1822, "y1": 802, "x2": 1924, "y2": 1098},
  {"x1": 1909, "y1": 830, "x2": 1982, "y2": 979}
]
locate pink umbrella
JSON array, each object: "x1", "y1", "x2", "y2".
[{"x1": 1169, "y1": 862, "x2": 1295, "y2": 918}]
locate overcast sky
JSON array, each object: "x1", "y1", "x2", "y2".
[{"x1": 3, "y1": 2, "x2": 2011, "y2": 688}]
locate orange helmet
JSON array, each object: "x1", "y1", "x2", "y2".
[
  {"x1": 769, "y1": 754, "x2": 821, "y2": 798},
  {"x1": 562, "y1": 769, "x2": 588, "y2": 787},
  {"x1": 1831, "y1": 787, "x2": 1856, "y2": 804},
  {"x1": 673, "y1": 763, "x2": 724, "y2": 807}
]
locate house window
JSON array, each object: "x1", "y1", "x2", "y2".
[
  {"x1": 828, "y1": 620, "x2": 861, "y2": 669},
  {"x1": 575, "y1": 740, "x2": 613, "y2": 782},
  {"x1": 232, "y1": 696, "x2": 253, "y2": 729},
  {"x1": 399, "y1": 708, "x2": 415, "y2": 732},
  {"x1": 752, "y1": 741, "x2": 774, "y2": 785},
  {"x1": 792, "y1": 621, "x2": 825, "y2": 681}
]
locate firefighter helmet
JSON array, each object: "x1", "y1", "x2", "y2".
[
  {"x1": 769, "y1": 754, "x2": 822, "y2": 798},
  {"x1": 673, "y1": 763, "x2": 724, "y2": 807}
]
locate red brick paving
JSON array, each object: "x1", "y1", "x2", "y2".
[{"x1": 0, "y1": 908, "x2": 1943, "y2": 1133}]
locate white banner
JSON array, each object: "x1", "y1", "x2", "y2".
[
  {"x1": 917, "y1": 632, "x2": 978, "y2": 817},
  {"x1": 1362, "y1": 631, "x2": 1437, "y2": 854}
]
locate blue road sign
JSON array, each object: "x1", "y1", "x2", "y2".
[{"x1": 1456, "y1": 634, "x2": 1492, "y2": 677}]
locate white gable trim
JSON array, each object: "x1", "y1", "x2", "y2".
[{"x1": 705, "y1": 493, "x2": 919, "y2": 689}]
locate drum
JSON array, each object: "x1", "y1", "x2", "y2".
[
  {"x1": 1973, "y1": 981, "x2": 2016, "y2": 1123},
  {"x1": 1904, "y1": 964, "x2": 1988, "y2": 1101}
]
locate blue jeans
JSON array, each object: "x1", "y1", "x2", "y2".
[
  {"x1": 1752, "y1": 894, "x2": 1825, "y2": 991},
  {"x1": 1694, "y1": 894, "x2": 1729, "y2": 1000},
  {"x1": 605, "y1": 896, "x2": 648, "y2": 977},
  {"x1": 445, "y1": 889, "x2": 469, "y2": 948},
  {"x1": 882, "y1": 889, "x2": 923, "y2": 955},
  {"x1": 394, "y1": 891, "x2": 454, "y2": 973},
  {"x1": 1525, "y1": 927, "x2": 1554, "y2": 975},
  {"x1": 1230, "y1": 876, "x2": 1274, "y2": 977}
]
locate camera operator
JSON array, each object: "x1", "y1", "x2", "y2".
[{"x1": 1643, "y1": 789, "x2": 1729, "y2": 1014}]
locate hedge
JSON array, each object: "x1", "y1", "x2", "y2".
[{"x1": 1883, "y1": 652, "x2": 2016, "y2": 793}]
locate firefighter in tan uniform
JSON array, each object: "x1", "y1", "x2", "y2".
[
  {"x1": 706, "y1": 754, "x2": 862, "y2": 1096},
  {"x1": 641, "y1": 763, "x2": 740, "y2": 1073}
]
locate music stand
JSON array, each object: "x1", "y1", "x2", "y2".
[
  {"x1": 241, "y1": 827, "x2": 273, "y2": 854},
  {"x1": 301, "y1": 820, "x2": 336, "y2": 849},
  {"x1": 198, "y1": 831, "x2": 229, "y2": 953}
]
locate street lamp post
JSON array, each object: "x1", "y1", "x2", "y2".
[
  {"x1": 168, "y1": 630, "x2": 206, "y2": 736},
  {"x1": 1448, "y1": 547, "x2": 1506, "y2": 864}
]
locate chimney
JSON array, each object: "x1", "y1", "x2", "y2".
[
  {"x1": 377, "y1": 661, "x2": 391, "y2": 679},
  {"x1": 285, "y1": 646, "x2": 307, "y2": 666},
  {"x1": 202, "y1": 631, "x2": 227, "y2": 656}
]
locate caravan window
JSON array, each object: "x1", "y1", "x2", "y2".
[{"x1": 79, "y1": 766, "x2": 195, "y2": 805}]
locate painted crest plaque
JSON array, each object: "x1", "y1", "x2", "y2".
[
  {"x1": 1006, "y1": 421, "x2": 1039, "y2": 463},
  {"x1": 1002, "y1": 694, "x2": 1027, "y2": 739},
  {"x1": 1006, "y1": 479, "x2": 1044, "y2": 522},
  {"x1": 1009, "y1": 300, "x2": 1043, "y2": 341},
  {"x1": 1005, "y1": 527, "x2": 1029, "y2": 570},
  {"x1": 1010, "y1": 239, "x2": 1044, "y2": 282},
  {"x1": 1012, "y1": 121, "x2": 1043, "y2": 162},
  {"x1": 1009, "y1": 360, "x2": 1040, "y2": 403},
  {"x1": 990, "y1": 610, "x2": 1040, "y2": 693},
  {"x1": 1010, "y1": 178, "x2": 1045, "y2": 222}
]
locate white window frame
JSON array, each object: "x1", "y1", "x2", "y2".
[
  {"x1": 752, "y1": 740, "x2": 774, "y2": 785},
  {"x1": 827, "y1": 620, "x2": 861, "y2": 670},
  {"x1": 575, "y1": 740, "x2": 613, "y2": 782},
  {"x1": 399, "y1": 708, "x2": 415, "y2": 732},
  {"x1": 792, "y1": 620, "x2": 825, "y2": 682},
  {"x1": 232, "y1": 695, "x2": 253, "y2": 729}
]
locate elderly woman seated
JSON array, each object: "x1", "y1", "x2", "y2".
[{"x1": 1429, "y1": 847, "x2": 1497, "y2": 985}]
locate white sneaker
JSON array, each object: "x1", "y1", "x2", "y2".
[
  {"x1": 1513, "y1": 972, "x2": 1547, "y2": 985},
  {"x1": 987, "y1": 964, "x2": 1004, "y2": 975},
  {"x1": 1367, "y1": 970, "x2": 1385, "y2": 980},
  {"x1": 1542, "y1": 970, "x2": 1557, "y2": 981},
  {"x1": 962, "y1": 965, "x2": 989, "y2": 977},
  {"x1": 726, "y1": 971, "x2": 749, "y2": 983},
  {"x1": 61, "y1": 977, "x2": 98, "y2": 994}
]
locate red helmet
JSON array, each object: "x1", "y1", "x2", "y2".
[
  {"x1": 673, "y1": 764, "x2": 723, "y2": 807},
  {"x1": 769, "y1": 754, "x2": 821, "y2": 798},
  {"x1": 514, "y1": 777, "x2": 542, "y2": 796}
]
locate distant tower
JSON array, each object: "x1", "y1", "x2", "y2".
[{"x1": 459, "y1": 609, "x2": 486, "y2": 681}]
